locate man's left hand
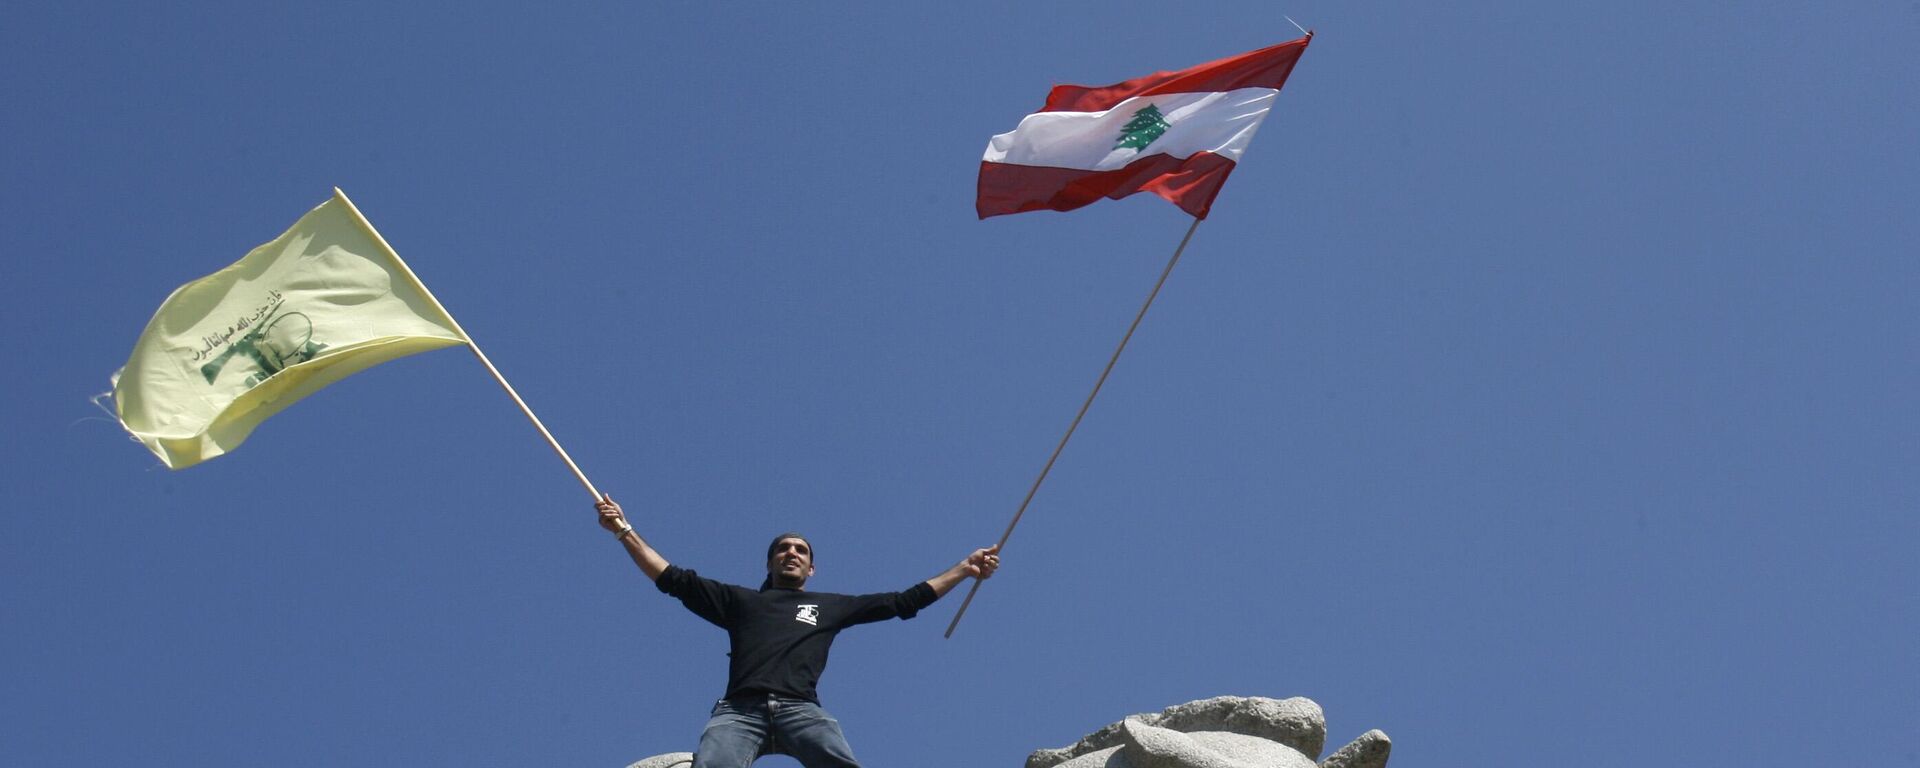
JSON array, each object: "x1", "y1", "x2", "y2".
[{"x1": 964, "y1": 546, "x2": 1001, "y2": 580}]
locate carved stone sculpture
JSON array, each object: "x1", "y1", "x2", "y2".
[
  {"x1": 1029, "y1": 696, "x2": 1388, "y2": 768},
  {"x1": 624, "y1": 753, "x2": 692, "y2": 768},
  {"x1": 623, "y1": 695, "x2": 1387, "y2": 768}
]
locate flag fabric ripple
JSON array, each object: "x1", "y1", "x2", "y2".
[
  {"x1": 977, "y1": 35, "x2": 1311, "y2": 219},
  {"x1": 110, "y1": 192, "x2": 468, "y2": 469}
]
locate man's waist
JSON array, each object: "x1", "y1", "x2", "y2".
[{"x1": 723, "y1": 687, "x2": 818, "y2": 705}]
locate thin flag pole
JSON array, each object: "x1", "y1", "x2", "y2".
[
  {"x1": 945, "y1": 216, "x2": 1204, "y2": 638},
  {"x1": 332, "y1": 187, "x2": 605, "y2": 502}
]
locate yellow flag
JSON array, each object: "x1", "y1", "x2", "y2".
[{"x1": 110, "y1": 190, "x2": 469, "y2": 468}]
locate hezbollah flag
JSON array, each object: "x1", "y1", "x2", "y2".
[
  {"x1": 110, "y1": 190, "x2": 468, "y2": 468},
  {"x1": 977, "y1": 35, "x2": 1311, "y2": 219}
]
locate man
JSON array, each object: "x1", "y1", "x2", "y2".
[{"x1": 595, "y1": 496, "x2": 1000, "y2": 768}]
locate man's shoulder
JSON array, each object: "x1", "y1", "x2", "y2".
[
  {"x1": 805, "y1": 589, "x2": 887, "y2": 605},
  {"x1": 659, "y1": 565, "x2": 756, "y2": 594}
]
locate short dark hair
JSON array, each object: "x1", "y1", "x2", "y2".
[
  {"x1": 766, "y1": 532, "x2": 812, "y2": 562},
  {"x1": 760, "y1": 532, "x2": 814, "y2": 591}
]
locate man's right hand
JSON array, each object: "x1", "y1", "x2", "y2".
[
  {"x1": 596, "y1": 496, "x2": 631, "y2": 534},
  {"x1": 595, "y1": 494, "x2": 669, "y2": 581}
]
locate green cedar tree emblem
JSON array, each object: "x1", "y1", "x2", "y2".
[{"x1": 1114, "y1": 104, "x2": 1171, "y2": 151}]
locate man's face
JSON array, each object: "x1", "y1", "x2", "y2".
[{"x1": 767, "y1": 537, "x2": 814, "y2": 588}]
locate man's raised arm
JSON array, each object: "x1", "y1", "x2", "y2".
[
  {"x1": 597, "y1": 496, "x2": 670, "y2": 581},
  {"x1": 924, "y1": 545, "x2": 1001, "y2": 598}
]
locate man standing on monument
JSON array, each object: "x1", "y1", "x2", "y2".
[{"x1": 594, "y1": 497, "x2": 1000, "y2": 768}]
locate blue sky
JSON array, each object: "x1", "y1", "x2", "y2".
[{"x1": 4, "y1": 3, "x2": 1916, "y2": 766}]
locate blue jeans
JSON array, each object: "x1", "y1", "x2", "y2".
[{"x1": 693, "y1": 694, "x2": 862, "y2": 768}]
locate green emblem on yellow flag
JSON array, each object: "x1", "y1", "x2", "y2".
[{"x1": 109, "y1": 191, "x2": 469, "y2": 469}]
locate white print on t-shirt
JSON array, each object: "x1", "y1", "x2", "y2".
[{"x1": 794, "y1": 605, "x2": 820, "y2": 626}]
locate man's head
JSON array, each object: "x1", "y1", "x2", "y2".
[{"x1": 764, "y1": 532, "x2": 815, "y2": 589}]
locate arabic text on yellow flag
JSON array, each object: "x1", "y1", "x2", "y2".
[{"x1": 111, "y1": 192, "x2": 469, "y2": 468}]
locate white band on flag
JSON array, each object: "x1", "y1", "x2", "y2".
[{"x1": 983, "y1": 87, "x2": 1278, "y2": 171}]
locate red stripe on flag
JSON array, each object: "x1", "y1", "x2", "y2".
[
  {"x1": 1041, "y1": 36, "x2": 1311, "y2": 114},
  {"x1": 976, "y1": 152, "x2": 1238, "y2": 220}
]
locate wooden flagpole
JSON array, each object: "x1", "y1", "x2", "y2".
[
  {"x1": 332, "y1": 187, "x2": 605, "y2": 502},
  {"x1": 945, "y1": 217, "x2": 1204, "y2": 638}
]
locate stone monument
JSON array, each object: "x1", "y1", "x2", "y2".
[{"x1": 623, "y1": 695, "x2": 1388, "y2": 768}]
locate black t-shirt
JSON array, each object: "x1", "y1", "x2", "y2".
[{"x1": 656, "y1": 564, "x2": 939, "y2": 703}]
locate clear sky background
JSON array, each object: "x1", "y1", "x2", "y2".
[{"x1": 4, "y1": 3, "x2": 1916, "y2": 767}]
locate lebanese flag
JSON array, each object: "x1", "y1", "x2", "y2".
[{"x1": 977, "y1": 35, "x2": 1311, "y2": 220}]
